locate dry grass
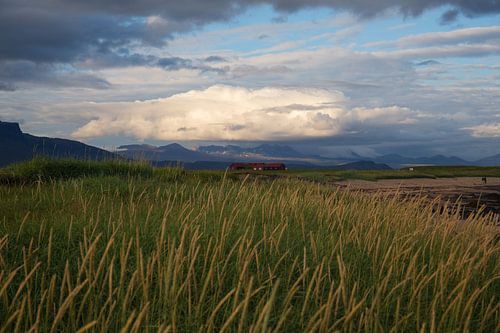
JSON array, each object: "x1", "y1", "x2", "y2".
[{"x1": 0, "y1": 168, "x2": 498, "y2": 332}]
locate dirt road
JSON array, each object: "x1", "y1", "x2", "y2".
[{"x1": 333, "y1": 177, "x2": 500, "y2": 217}]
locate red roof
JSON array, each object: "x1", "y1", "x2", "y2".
[{"x1": 229, "y1": 162, "x2": 286, "y2": 170}]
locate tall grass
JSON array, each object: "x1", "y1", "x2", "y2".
[
  {"x1": 0, "y1": 162, "x2": 498, "y2": 332},
  {"x1": 0, "y1": 157, "x2": 185, "y2": 184}
]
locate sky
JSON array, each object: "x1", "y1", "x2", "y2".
[{"x1": 1, "y1": 0, "x2": 499, "y2": 159}]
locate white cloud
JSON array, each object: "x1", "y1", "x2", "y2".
[
  {"x1": 374, "y1": 43, "x2": 500, "y2": 59},
  {"x1": 368, "y1": 26, "x2": 500, "y2": 48},
  {"x1": 72, "y1": 85, "x2": 413, "y2": 141},
  {"x1": 366, "y1": 26, "x2": 500, "y2": 59},
  {"x1": 463, "y1": 123, "x2": 500, "y2": 137}
]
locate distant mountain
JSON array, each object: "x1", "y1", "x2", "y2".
[
  {"x1": 197, "y1": 143, "x2": 328, "y2": 160},
  {"x1": 416, "y1": 155, "x2": 470, "y2": 165},
  {"x1": 120, "y1": 142, "x2": 496, "y2": 169},
  {"x1": 3, "y1": 121, "x2": 496, "y2": 170},
  {"x1": 334, "y1": 160, "x2": 392, "y2": 171},
  {"x1": 373, "y1": 154, "x2": 470, "y2": 168},
  {"x1": 197, "y1": 145, "x2": 244, "y2": 155},
  {"x1": 0, "y1": 121, "x2": 115, "y2": 167},
  {"x1": 117, "y1": 143, "x2": 217, "y2": 162},
  {"x1": 154, "y1": 159, "x2": 391, "y2": 171},
  {"x1": 198, "y1": 143, "x2": 304, "y2": 158},
  {"x1": 250, "y1": 144, "x2": 308, "y2": 158},
  {"x1": 474, "y1": 154, "x2": 500, "y2": 166}
]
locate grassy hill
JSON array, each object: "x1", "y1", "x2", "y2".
[{"x1": 0, "y1": 159, "x2": 498, "y2": 332}]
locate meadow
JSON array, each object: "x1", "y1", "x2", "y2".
[
  {"x1": 237, "y1": 166, "x2": 500, "y2": 183},
  {"x1": 0, "y1": 159, "x2": 498, "y2": 332}
]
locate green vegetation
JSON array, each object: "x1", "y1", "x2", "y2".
[
  {"x1": 0, "y1": 157, "x2": 186, "y2": 184},
  {"x1": 0, "y1": 159, "x2": 498, "y2": 332},
  {"x1": 240, "y1": 165, "x2": 500, "y2": 183}
]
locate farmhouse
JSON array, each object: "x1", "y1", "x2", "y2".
[{"x1": 229, "y1": 162, "x2": 287, "y2": 171}]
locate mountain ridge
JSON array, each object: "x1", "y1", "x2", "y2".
[
  {"x1": 1, "y1": 122, "x2": 499, "y2": 168},
  {"x1": 0, "y1": 121, "x2": 115, "y2": 167}
]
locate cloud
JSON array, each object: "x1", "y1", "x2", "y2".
[
  {"x1": 0, "y1": 82, "x2": 16, "y2": 92},
  {"x1": 0, "y1": 61, "x2": 111, "y2": 90},
  {"x1": 204, "y1": 56, "x2": 229, "y2": 63},
  {"x1": 157, "y1": 57, "x2": 194, "y2": 70},
  {"x1": 2, "y1": 1, "x2": 500, "y2": 65},
  {"x1": 72, "y1": 85, "x2": 414, "y2": 141},
  {"x1": 369, "y1": 26, "x2": 500, "y2": 48},
  {"x1": 2, "y1": 1, "x2": 499, "y2": 89},
  {"x1": 374, "y1": 43, "x2": 500, "y2": 59},
  {"x1": 157, "y1": 56, "x2": 228, "y2": 74},
  {"x1": 366, "y1": 26, "x2": 500, "y2": 59},
  {"x1": 415, "y1": 60, "x2": 441, "y2": 66},
  {"x1": 463, "y1": 123, "x2": 500, "y2": 137},
  {"x1": 440, "y1": 9, "x2": 460, "y2": 24},
  {"x1": 260, "y1": 1, "x2": 500, "y2": 18}
]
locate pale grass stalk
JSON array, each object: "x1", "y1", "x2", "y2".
[
  {"x1": 0, "y1": 307, "x2": 23, "y2": 333},
  {"x1": 252, "y1": 279, "x2": 280, "y2": 333},
  {"x1": 304, "y1": 302, "x2": 328, "y2": 332},
  {"x1": 50, "y1": 279, "x2": 88, "y2": 333},
  {"x1": 205, "y1": 288, "x2": 236, "y2": 332},
  {"x1": 16, "y1": 212, "x2": 31, "y2": 242},
  {"x1": 121, "y1": 271, "x2": 139, "y2": 321},
  {"x1": 119, "y1": 310, "x2": 137, "y2": 333},
  {"x1": 13, "y1": 295, "x2": 27, "y2": 333},
  {"x1": 237, "y1": 277, "x2": 254, "y2": 333},
  {"x1": 9, "y1": 262, "x2": 41, "y2": 312},
  {"x1": 75, "y1": 320, "x2": 98, "y2": 333}
]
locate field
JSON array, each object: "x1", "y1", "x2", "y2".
[
  {"x1": 236, "y1": 166, "x2": 500, "y2": 183},
  {"x1": 0, "y1": 159, "x2": 499, "y2": 332}
]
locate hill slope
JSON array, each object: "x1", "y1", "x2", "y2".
[
  {"x1": 0, "y1": 121, "x2": 115, "y2": 167},
  {"x1": 117, "y1": 143, "x2": 216, "y2": 162},
  {"x1": 475, "y1": 154, "x2": 500, "y2": 166}
]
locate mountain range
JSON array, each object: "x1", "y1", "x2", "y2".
[
  {"x1": 1, "y1": 121, "x2": 499, "y2": 169},
  {"x1": 197, "y1": 144, "x2": 320, "y2": 159},
  {"x1": 196, "y1": 144, "x2": 500, "y2": 168},
  {"x1": 117, "y1": 143, "x2": 216, "y2": 162}
]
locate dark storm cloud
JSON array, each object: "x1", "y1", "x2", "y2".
[
  {"x1": 440, "y1": 9, "x2": 460, "y2": 24},
  {"x1": 0, "y1": 7, "x2": 157, "y2": 64},
  {"x1": 18, "y1": 1, "x2": 499, "y2": 18},
  {"x1": 0, "y1": 82, "x2": 16, "y2": 92},
  {"x1": 1, "y1": 0, "x2": 499, "y2": 88},
  {"x1": 157, "y1": 57, "x2": 194, "y2": 70},
  {"x1": 416, "y1": 60, "x2": 442, "y2": 66},
  {"x1": 204, "y1": 56, "x2": 229, "y2": 63},
  {"x1": 157, "y1": 57, "x2": 228, "y2": 74},
  {"x1": 260, "y1": 1, "x2": 500, "y2": 18},
  {"x1": 0, "y1": 61, "x2": 111, "y2": 90},
  {"x1": 2, "y1": 0, "x2": 499, "y2": 65}
]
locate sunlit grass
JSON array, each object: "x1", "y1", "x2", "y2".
[{"x1": 0, "y1": 160, "x2": 498, "y2": 332}]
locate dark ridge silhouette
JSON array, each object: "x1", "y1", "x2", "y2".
[{"x1": 0, "y1": 121, "x2": 116, "y2": 167}]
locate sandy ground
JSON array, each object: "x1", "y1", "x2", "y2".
[
  {"x1": 333, "y1": 177, "x2": 500, "y2": 190},
  {"x1": 333, "y1": 177, "x2": 500, "y2": 217}
]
